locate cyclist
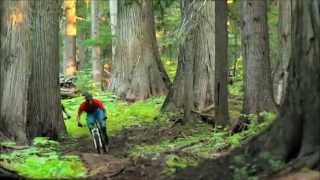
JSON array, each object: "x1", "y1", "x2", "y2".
[{"x1": 76, "y1": 92, "x2": 109, "y2": 146}]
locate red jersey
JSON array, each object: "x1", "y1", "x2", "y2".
[{"x1": 78, "y1": 99, "x2": 105, "y2": 114}]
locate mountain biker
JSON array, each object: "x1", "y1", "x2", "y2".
[{"x1": 76, "y1": 92, "x2": 109, "y2": 145}]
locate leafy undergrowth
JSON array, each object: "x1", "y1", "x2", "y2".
[
  {"x1": 229, "y1": 80, "x2": 244, "y2": 124},
  {"x1": 0, "y1": 137, "x2": 86, "y2": 179},
  {"x1": 128, "y1": 111, "x2": 276, "y2": 175},
  {"x1": 61, "y1": 89, "x2": 276, "y2": 176},
  {"x1": 0, "y1": 89, "x2": 276, "y2": 179},
  {"x1": 63, "y1": 93, "x2": 164, "y2": 138}
]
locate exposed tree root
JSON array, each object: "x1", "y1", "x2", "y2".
[{"x1": 271, "y1": 152, "x2": 320, "y2": 177}]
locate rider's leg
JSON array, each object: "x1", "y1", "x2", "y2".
[
  {"x1": 96, "y1": 108, "x2": 109, "y2": 145},
  {"x1": 86, "y1": 113, "x2": 95, "y2": 134}
]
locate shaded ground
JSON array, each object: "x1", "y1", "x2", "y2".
[
  {"x1": 60, "y1": 123, "x2": 320, "y2": 180},
  {"x1": 61, "y1": 123, "x2": 192, "y2": 180}
]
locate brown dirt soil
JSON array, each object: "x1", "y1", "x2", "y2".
[{"x1": 60, "y1": 125, "x2": 184, "y2": 180}]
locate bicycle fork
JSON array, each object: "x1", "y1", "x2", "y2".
[{"x1": 91, "y1": 128, "x2": 103, "y2": 149}]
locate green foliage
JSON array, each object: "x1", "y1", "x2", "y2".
[
  {"x1": 259, "y1": 152, "x2": 285, "y2": 171},
  {"x1": 163, "y1": 59, "x2": 177, "y2": 81},
  {"x1": 82, "y1": 26, "x2": 113, "y2": 48},
  {"x1": 32, "y1": 137, "x2": 59, "y2": 147},
  {"x1": 231, "y1": 155, "x2": 258, "y2": 180},
  {"x1": 229, "y1": 81, "x2": 243, "y2": 98},
  {"x1": 16, "y1": 155, "x2": 86, "y2": 179},
  {"x1": 164, "y1": 155, "x2": 198, "y2": 175},
  {"x1": 63, "y1": 93, "x2": 165, "y2": 138},
  {"x1": 230, "y1": 151, "x2": 284, "y2": 180},
  {"x1": 74, "y1": 68, "x2": 100, "y2": 93},
  {"x1": 268, "y1": 1, "x2": 280, "y2": 70},
  {"x1": 155, "y1": 0, "x2": 181, "y2": 59},
  {"x1": 128, "y1": 111, "x2": 276, "y2": 172},
  {"x1": 0, "y1": 137, "x2": 86, "y2": 179},
  {"x1": 233, "y1": 166, "x2": 258, "y2": 180},
  {"x1": 228, "y1": 57, "x2": 244, "y2": 100}
]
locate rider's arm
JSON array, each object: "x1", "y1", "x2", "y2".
[{"x1": 76, "y1": 103, "x2": 85, "y2": 126}]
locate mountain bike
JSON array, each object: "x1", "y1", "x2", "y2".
[
  {"x1": 90, "y1": 121, "x2": 108, "y2": 154},
  {"x1": 78, "y1": 120, "x2": 109, "y2": 154}
]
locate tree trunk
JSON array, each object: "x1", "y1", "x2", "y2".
[
  {"x1": 63, "y1": 0, "x2": 77, "y2": 76},
  {"x1": 0, "y1": 0, "x2": 3, "y2": 122},
  {"x1": 273, "y1": 0, "x2": 291, "y2": 106},
  {"x1": 251, "y1": 0, "x2": 320, "y2": 167},
  {"x1": 240, "y1": 0, "x2": 276, "y2": 114},
  {"x1": 109, "y1": 0, "x2": 117, "y2": 62},
  {"x1": 0, "y1": 0, "x2": 66, "y2": 144},
  {"x1": 162, "y1": 0, "x2": 229, "y2": 125},
  {"x1": 275, "y1": 0, "x2": 320, "y2": 162},
  {"x1": 109, "y1": 0, "x2": 170, "y2": 101},
  {"x1": 91, "y1": 0, "x2": 102, "y2": 89},
  {"x1": 77, "y1": 34, "x2": 87, "y2": 70},
  {"x1": 214, "y1": 0, "x2": 229, "y2": 125}
]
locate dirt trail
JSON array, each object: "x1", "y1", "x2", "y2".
[
  {"x1": 80, "y1": 153, "x2": 126, "y2": 178},
  {"x1": 61, "y1": 127, "x2": 171, "y2": 180}
]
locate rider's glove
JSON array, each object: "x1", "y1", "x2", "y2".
[
  {"x1": 104, "y1": 116, "x2": 107, "y2": 120},
  {"x1": 77, "y1": 123, "x2": 83, "y2": 127},
  {"x1": 67, "y1": 115, "x2": 71, "y2": 119}
]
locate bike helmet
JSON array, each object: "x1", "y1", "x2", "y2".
[{"x1": 82, "y1": 92, "x2": 93, "y2": 101}]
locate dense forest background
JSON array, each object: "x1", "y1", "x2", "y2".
[{"x1": 0, "y1": 0, "x2": 319, "y2": 179}]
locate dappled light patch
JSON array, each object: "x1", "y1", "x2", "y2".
[{"x1": 9, "y1": 8, "x2": 24, "y2": 27}]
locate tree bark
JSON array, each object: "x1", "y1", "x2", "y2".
[
  {"x1": 109, "y1": 0, "x2": 170, "y2": 101},
  {"x1": 0, "y1": 0, "x2": 3, "y2": 123},
  {"x1": 273, "y1": 0, "x2": 291, "y2": 106},
  {"x1": 241, "y1": 0, "x2": 276, "y2": 114},
  {"x1": 250, "y1": 0, "x2": 320, "y2": 166},
  {"x1": 63, "y1": 0, "x2": 77, "y2": 76},
  {"x1": 0, "y1": 0, "x2": 66, "y2": 144},
  {"x1": 274, "y1": 0, "x2": 320, "y2": 161},
  {"x1": 91, "y1": 0, "x2": 102, "y2": 89},
  {"x1": 162, "y1": 0, "x2": 229, "y2": 125},
  {"x1": 77, "y1": 34, "x2": 87, "y2": 70},
  {"x1": 109, "y1": 0, "x2": 117, "y2": 62},
  {"x1": 214, "y1": 0, "x2": 229, "y2": 125}
]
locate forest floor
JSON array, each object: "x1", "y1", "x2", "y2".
[
  {"x1": 0, "y1": 85, "x2": 277, "y2": 179},
  {"x1": 3, "y1": 82, "x2": 318, "y2": 179},
  {"x1": 60, "y1": 117, "x2": 320, "y2": 180},
  {"x1": 61, "y1": 120, "x2": 220, "y2": 180}
]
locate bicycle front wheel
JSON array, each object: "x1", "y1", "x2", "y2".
[{"x1": 93, "y1": 132, "x2": 101, "y2": 153}]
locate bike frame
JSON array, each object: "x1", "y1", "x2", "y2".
[{"x1": 91, "y1": 122, "x2": 107, "y2": 154}]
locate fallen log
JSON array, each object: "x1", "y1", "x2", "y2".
[
  {"x1": 60, "y1": 87, "x2": 78, "y2": 98},
  {"x1": 191, "y1": 110, "x2": 215, "y2": 124}
]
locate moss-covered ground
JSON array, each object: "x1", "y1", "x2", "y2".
[{"x1": 0, "y1": 86, "x2": 276, "y2": 179}]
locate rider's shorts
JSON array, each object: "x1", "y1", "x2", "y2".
[{"x1": 86, "y1": 108, "x2": 106, "y2": 129}]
